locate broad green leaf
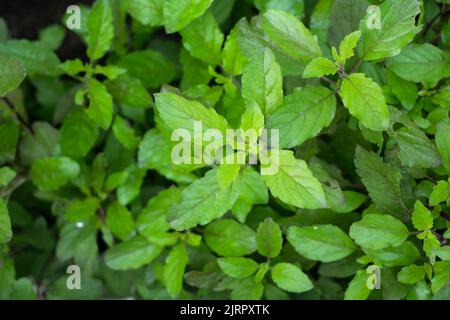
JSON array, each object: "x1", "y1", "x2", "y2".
[
  {"x1": 10, "y1": 278, "x2": 37, "y2": 300},
  {"x1": 340, "y1": 73, "x2": 389, "y2": 131},
  {"x1": 0, "y1": 55, "x2": 26, "y2": 97},
  {"x1": 0, "y1": 40, "x2": 61, "y2": 76},
  {"x1": 354, "y1": 146, "x2": 412, "y2": 218},
  {"x1": 241, "y1": 47, "x2": 283, "y2": 116},
  {"x1": 65, "y1": 197, "x2": 100, "y2": 222},
  {"x1": 434, "y1": 247, "x2": 450, "y2": 261},
  {"x1": 338, "y1": 30, "x2": 361, "y2": 63},
  {"x1": 163, "y1": 0, "x2": 213, "y2": 33},
  {"x1": 261, "y1": 10, "x2": 322, "y2": 64},
  {"x1": 180, "y1": 12, "x2": 224, "y2": 66},
  {"x1": 126, "y1": 0, "x2": 164, "y2": 26},
  {"x1": 344, "y1": 269, "x2": 371, "y2": 300},
  {"x1": 240, "y1": 101, "x2": 264, "y2": 133},
  {"x1": 216, "y1": 161, "x2": 241, "y2": 190},
  {"x1": 19, "y1": 122, "x2": 59, "y2": 166},
  {"x1": 0, "y1": 120, "x2": 19, "y2": 165},
  {"x1": 223, "y1": 27, "x2": 247, "y2": 76},
  {"x1": 204, "y1": 219, "x2": 256, "y2": 257},
  {"x1": 86, "y1": 79, "x2": 113, "y2": 130},
  {"x1": 397, "y1": 265, "x2": 426, "y2": 284},
  {"x1": 302, "y1": 57, "x2": 338, "y2": 78},
  {"x1": 217, "y1": 257, "x2": 259, "y2": 278},
  {"x1": 256, "y1": 218, "x2": 282, "y2": 258},
  {"x1": 0, "y1": 256, "x2": 15, "y2": 299},
  {"x1": 38, "y1": 25, "x2": 65, "y2": 51},
  {"x1": 386, "y1": 44, "x2": 450, "y2": 88},
  {"x1": 358, "y1": 0, "x2": 421, "y2": 61},
  {"x1": 287, "y1": 225, "x2": 356, "y2": 262},
  {"x1": 0, "y1": 199, "x2": 12, "y2": 243},
  {"x1": 87, "y1": 0, "x2": 114, "y2": 60},
  {"x1": 429, "y1": 181, "x2": 449, "y2": 206},
  {"x1": 31, "y1": 157, "x2": 80, "y2": 191},
  {"x1": 386, "y1": 70, "x2": 417, "y2": 110},
  {"x1": 106, "y1": 75, "x2": 151, "y2": 109},
  {"x1": 435, "y1": 121, "x2": 450, "y2": 171},
  {"x1": 164, "y1": 243, "x2": 189, "y2": 297},
  {"x1": 106, "y1": 202, "x2": 136, "y2": 241},
  {"x1": 117, "y1": 165, "x2": 146, "y2": 205},
  {"x1": 328, "y1": 0, "x2": 368, "y2": 47},
  {"x1": 412, "y1": 201, "x2": 433, "y2": 231},
  {"x1": 0, "y1": 167, "x2": 16, "y2": 187},
  {"x1": 104, "y1": 236, "x2": 163, "y2": 270},
  {"x1": 262, "y1": 150, "x2": 327, "y2": 209},
  {"x1": 333, "y1": 191, "x2": 368, "y2": 213},
  {"x1": 167, "y1": 169, "x2": 238, "y2": 231},
  {"x1": 112, "y1": 116, "x2": 140, "y2": 150},
  {"x1": 230, "y1": 278, "x2": 264, "y2": 300},
  {"x1": 60, "y1": 110, "x2": 98, "y2": 158},
  {"x1": 349, "y1": 214, "x2": 409, "y2": 250},
  {"x1": 118, "y1": 50, "x2": 177, "y2": 89},
  {"x1": 267, "y1": 87, "x2": 336, "y2": 149},
  {"x1": 395, "y1": 127, "x2": 441, "y2": 168},
  {"x1": 155, "y1": 92, "x2": 229, "y2": 136},
  {"x1": 271, "y1": 263, "x2": 313, "y2": 293},
  {"x1": 365, "y1": 241, "x2": 420, "y2": 267},
  {"x1": 310, "y1": 0, "x2": 334, "y2": 49}
]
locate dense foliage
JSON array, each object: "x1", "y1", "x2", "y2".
[{"x1": 0, "y1": 0, "x2": 449, "y2": 300}]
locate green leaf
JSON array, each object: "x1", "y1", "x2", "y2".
[
  {"x1": 386, "y1": 70, "x2": 417, "y2": 110},
  {"x1": 204, "y1": 219, "x2": 256, "y2": 257},
  {"x1": 386, "y1": 44, "x2": 450, "y2": 88},
  {"x1": 0, "y1": 55, "x2": 26, "y2": 97},
  {"x1": 106, "y1": 202, "x2": 136, "y2": 241},
  {"x1": 344, "y1": 269, "x2": 371, "y2": 300},
  {"x1": 338, "y1": 30, "x2": 361, "y2": 63},
  {"x1": 104, "y1": 236, "x2": 163, "y2": 270},
  {"x1": 240, "y1": 100, "x2": 265, "y2": 133},
  {"x1": 241, "y1": 47, "x2": 283, "y2": 116},
  {"x1": 395, "y1": 127, "x2": 441, "y2": 168},
  {"x1": 302, "y1": 57, "x2": 338, "y2": 78},
  {"x1": 327, "y1": 0, "x2": 368, "y2": 47},
  {"x1": 180, "y1": 12, "x2": 224, "y2": 65},
  {"x1": 340, "y1": 73, "x2": 389, "y2": 131},
  {"x1": 60, "y1": 110, "x2": 98, "y2": 158},
  {"x1": 262, "y1": 150, "x2": 327, "y2": 209},
  {"x1": 354, "y1": 146, "x2": 411, "y2": 218},
  {"x1": 223, "y1": 26, "x2": 247, "y2": 76},
  {"x1": 261, "y1": 10, "x2": 322, "y2": 64},
  {"x1": 0, "y1": 120, "x2": 19, "y2": 165},
  {"x1": 163, "y1": 0, "x2": 213, "y2": 33},
  {"x1": 256, "y1": 218, "x2": 282, "y2": 258},
  {"x1": 0, "y1": 256, "x2": 15, "y2": 299},
  {"x1": 106, "y1": 75, "x2": 151, "y2": 109},
  {"x1": 164, "y1": 243, "x2": 189, "y2": 297},
  {"x1": 112, "y1": 116, "x2": 140, "y2": 150},
  {"x1": 0, "y1": 40, "x2": 61, "y2": 76},
  {"x1": 349, "y1": 214, "x2": 409, "y2": 250},
  {"x1": 435, "y1": 120, "x2": 450, "y2": 171},
  {"x1": 217, "y1": 257, "x2": 259, "y2": 278},
  {"x1": 19, "y1": 122, "x2": 59, "y2": 166},
  {"x1": 412, "y1": 201, "x2": 433, "y2": 231},
  {"x1": 434, "y1": 247, "x2": 450, "y2": 261},
  {"x1": 358, "y1": 0, "x2": 421, "y2": 61},
  {"x1": 126, "y1": 0, "x2": 164, "y2": 26},
  {"x1": 167, "y1": 169, "x2": 238, "y2": 231},
  {"x1": 267, "y1": 87, "x2": 336, "y2": 149},
  {"x1": 230, "y1": 278, "x2": 264, "y2": 300},
  {"x1": 397, "y1": 264, "x2": 426, "y2": 284},
  {"x1": 87, "y1": 0, "x2": 114, "y2": 60},
  {"x1": 0, "y1": 199, "x2": 12, "y2": 243},
  {"x1": 31, "y1": 157, "x2": 80, "y2": 191},
  {"x1": 0, "y1": 166, "x2": 16, "y2": 187},
  {"x1": 86, "y1": 79, "x2": 113, "y2": 130},
  {"x1": 365, "y1": 241, "x2": 420, "y2": 267},
  {"x1": 155, "y1": 92, "x2": 229, "y2": 136},
  {"x1": 271, "y1": 262, "x2": 313, "y2": 293},
  {"x1": 429, "y1": 181, "x2": 449, "y2": 206},
  {"x1": 65, "y1": 197, "x2": 100, "y2": 222},
  {"x1": 10, "y1": 278, "x2": 37, "y2": 300},
  {"x1": 118, "y1": 50, "x2": 177, "y2": 89},
  {"x1": 287, "y1": 224, "x2": 356, "y2": 262}
]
